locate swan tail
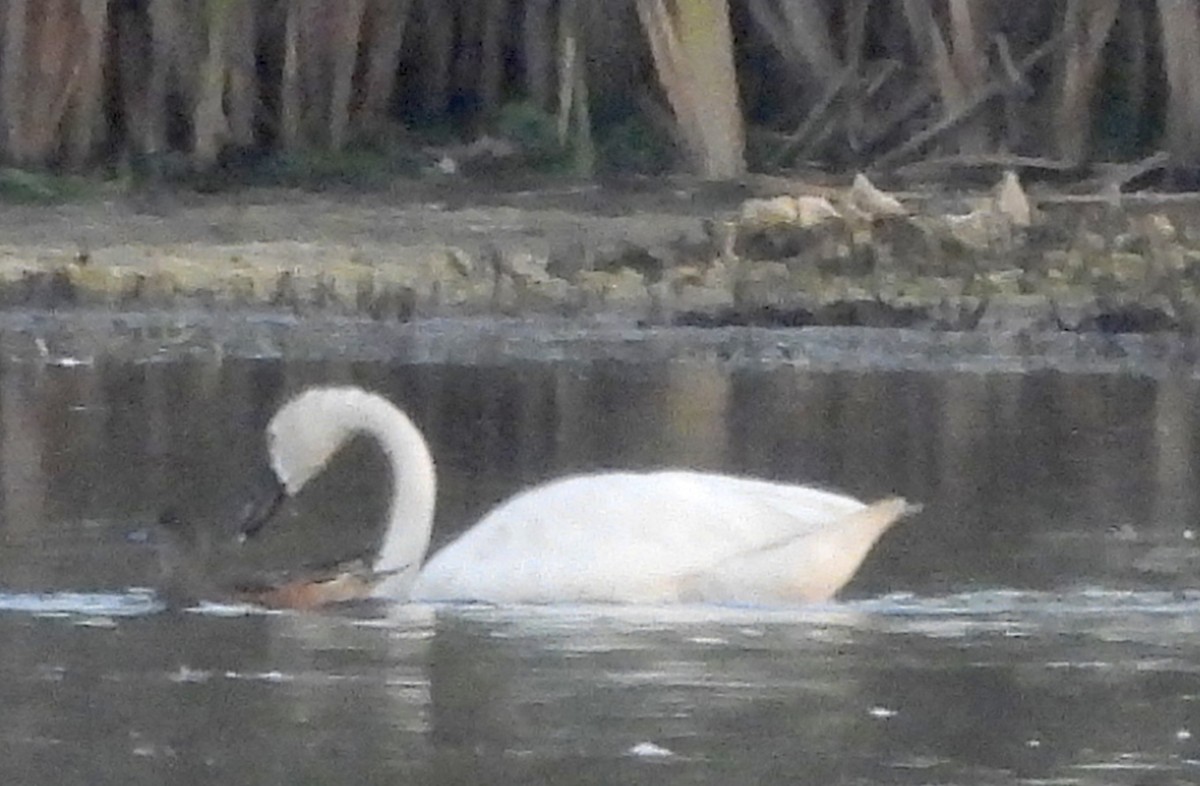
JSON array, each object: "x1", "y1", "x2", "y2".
[
  {"x1": 677, "y1": 496, "x2": 919, "y2": 605},
  {"x1": 863, "y1": 496, "x2": 922, "y2": 530}
]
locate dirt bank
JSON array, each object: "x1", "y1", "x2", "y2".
[{"x1": 2, "y1": 178, "x2": 1200, "y2": 337}]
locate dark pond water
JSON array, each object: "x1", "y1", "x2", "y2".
[{"x1": 3, "y1": 328, "x2": 1200, "y2": 785}]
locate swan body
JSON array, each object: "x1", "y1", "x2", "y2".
[{"x1": 241, "y1": 386, "x2": 917, "y2": 607}]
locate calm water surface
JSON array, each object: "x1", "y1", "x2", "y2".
[{"x1": 3, "y1": 341, "x2": 1200, "y2": 785}]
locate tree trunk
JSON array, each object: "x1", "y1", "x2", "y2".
[
  {"x1": 298, "y1": 0, "x2": 325, "y2": 145},
  {"x1": 327, "y1": 0, "x2": 367, "y2": 150},
  {"x1": 903, "y1": 0, "x2": 991, "y2": 153},
  {"x1": 522, "y1": 0, "x2": 553, "y2": 108},
  {"x1": 478, "y1": 0, "x2": 508, "y2": 116},
  {"x1": 1056, "y1": 0, "x2": 1120, "y2": 162},
  {"x1": 556, "y1": 0, "x2": 577, "y2": 144},
  {"x1": 0, "y1": 0, "x2": 29, "y2": 162},
  {"x1": 143, "y1": 0, "x2": 179, "y2": 157},
  {"x1": 636, "y1": 0, "x2": 745, "y2": 179},
  {"x1": 844, "y1": 0, "x2": 869, "y2": 152},
  {"x1": 17, "y1": 0, "x2": 90, "y2": 164},
  {"x1": 555, "y1": 0, "x2": 593, "y2": 174},
  {"x1": 193, "y1": 0, "x2": 231, "y2": 168},
  {"x1": 744, "y1": 0, "x2": 840, "y2": 112},
  {"x1": 419, "y1": 0, "x2": 454, "y2": 119},
  {"x1": 359, "y1": 0, "x2": 413, "y2": 125},
  {"x1": 224, "y1": 0, "x2": 259, "y2": 149},
  {"x1": 1157, "y1": 0, "x2": 1200, "y2": 165},
  {"x1": 63, "y1": 0, "x2": 109, "y2": 167},
  {"x1": 1121, "y1": 0, "x2": 1149, "y2": 133},
  {"x1": 948, "y1": 0, "x2": 986, "y2": 92},
  {"x1": 903, "y1": 0, "x2": 966, "y2": 106},
  {"x1": 1112, "y1": 0, "x2": 1150, "y2": 154},
  {"x1": 279, "y1": 0, "x2": 302, "y2": 149}
]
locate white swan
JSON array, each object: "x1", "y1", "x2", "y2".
[{"x1": 236, "y1": 385, "x2": 918, "y2": 607}]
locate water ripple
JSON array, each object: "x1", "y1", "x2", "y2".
[
  {"x1": 2, "y1": 587, "x2": 1199, "y2": 628},
  {"x1": 0, "y1": 589, "x2": 162, "y2": 617}
]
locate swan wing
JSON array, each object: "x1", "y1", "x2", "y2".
[
  {"x1": 677, "y1": 497, "x2": 915, "y2": 604},
  {"x1": 411, "y1": 471, "x2": 894, "y2": 604}
]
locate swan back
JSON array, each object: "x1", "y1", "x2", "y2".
[{"x1": 412, "y1": 471, "x2": 911, "y2": 604}]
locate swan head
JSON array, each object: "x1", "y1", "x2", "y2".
[
  {"x1": 235, "y1": 385, "x2": 437, "y2": 595},
  {"x1": 266, "y1": 388, "x2": 361, "y2": 494},
  {"x1": 239, "y1": 387, "x2": 375, "y2": 537}
]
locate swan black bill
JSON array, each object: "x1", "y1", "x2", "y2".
[{"x1": 237, "y1": 477, "x2": 287, "y2": 540}]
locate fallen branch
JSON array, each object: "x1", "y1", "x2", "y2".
[
  {"x1": 892, "y1": 150, "x2": 1170, "y2": 195},
  {"x1": 774, "y1": 59, "x2": 903, "y2": 168},
  {"x1": 894, "y1": 153, "x2": 1082, "y2": 180},
  {"x1": 770, "y1": 65, "x2": 854, "y2": 168},
  {"x1": 1089, "y1": 150, "x2": 1170, "y2": 191},
  {"x1": 993, "y1": 33, "x2": 1031, "y2": 96},
  {"x1": 871, "y1": 33, "x2": 1063, "y2": 170}
]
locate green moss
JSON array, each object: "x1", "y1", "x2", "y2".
[
  {"x1": 596, "y1": 116, "x2": 674, "y2": 175},
  {"x1": 0, "y1": 168, "x2": 95, "y2": 204},
  {"x1": 495, "y1": 101, "x2": 564, "y2": 166},
  {"x1": 1088, "y1": 252, "x2": 1150, "y2": 286},
  {"x1": 196, "y1": 146, "x2": 423, "y2": 192}
]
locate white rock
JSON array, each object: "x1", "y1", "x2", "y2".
[
  {"x1": 794, "y1": 195, "x2": 841, "y2": 227},
  {"x1": 994, "y1": 170, "x2": 1032, "y2": 227},
  {"x1": 627, "y1": 741, "x2": 675, "y2": 758},
  {"x1": 850, "y1": 173, "x2": 906, "y2": 217},
  {"x1": 739, "y1": 195, "x2": 799, "y2": 226}
]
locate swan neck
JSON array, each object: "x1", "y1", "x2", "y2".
[{"x1": 357, "y1": 399, "x2": 436, "y2": 591}]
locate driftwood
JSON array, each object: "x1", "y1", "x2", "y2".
[
  {"x1": 744, "y1": 0, "x2": 840, "y2": 87},
  {"x1": 993, "y1": 33, "x2": 1032, "y2": 152},
  {"x1": 871, "y1": 33, "x2": 1064, "y2": 170},
  {"x1": 1082, "y1": 151, "x2": 1170, "y2": 193},
  {"x1": 844, "y1": 58, "x2": 901, "y2": 156},
  {"x1": 773, "y1": 59, "x2": 902, "y2": 168},
  {"x1": 894, "y1": 153, "x2": 1082, "y2": 180},
  {"x1": 993, "y1": 34, "x2": 1030, "y2": 94},
  {"x1": 859, "y1": 81, "x2": 937, "y2": 158},
  {"x1": 892, "y1": 151, "x2": 1169, "y2": 196},
  {"x1": 770, "y1": 65, "x2": 853, "y2": 168}
]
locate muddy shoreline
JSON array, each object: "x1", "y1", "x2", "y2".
[
  {"x1": 5, "y1": 310, "x2": 1198, "y2": 378},
  {"x1": 3, "y1": 180, "x2": 1200, "y2": 365}
]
